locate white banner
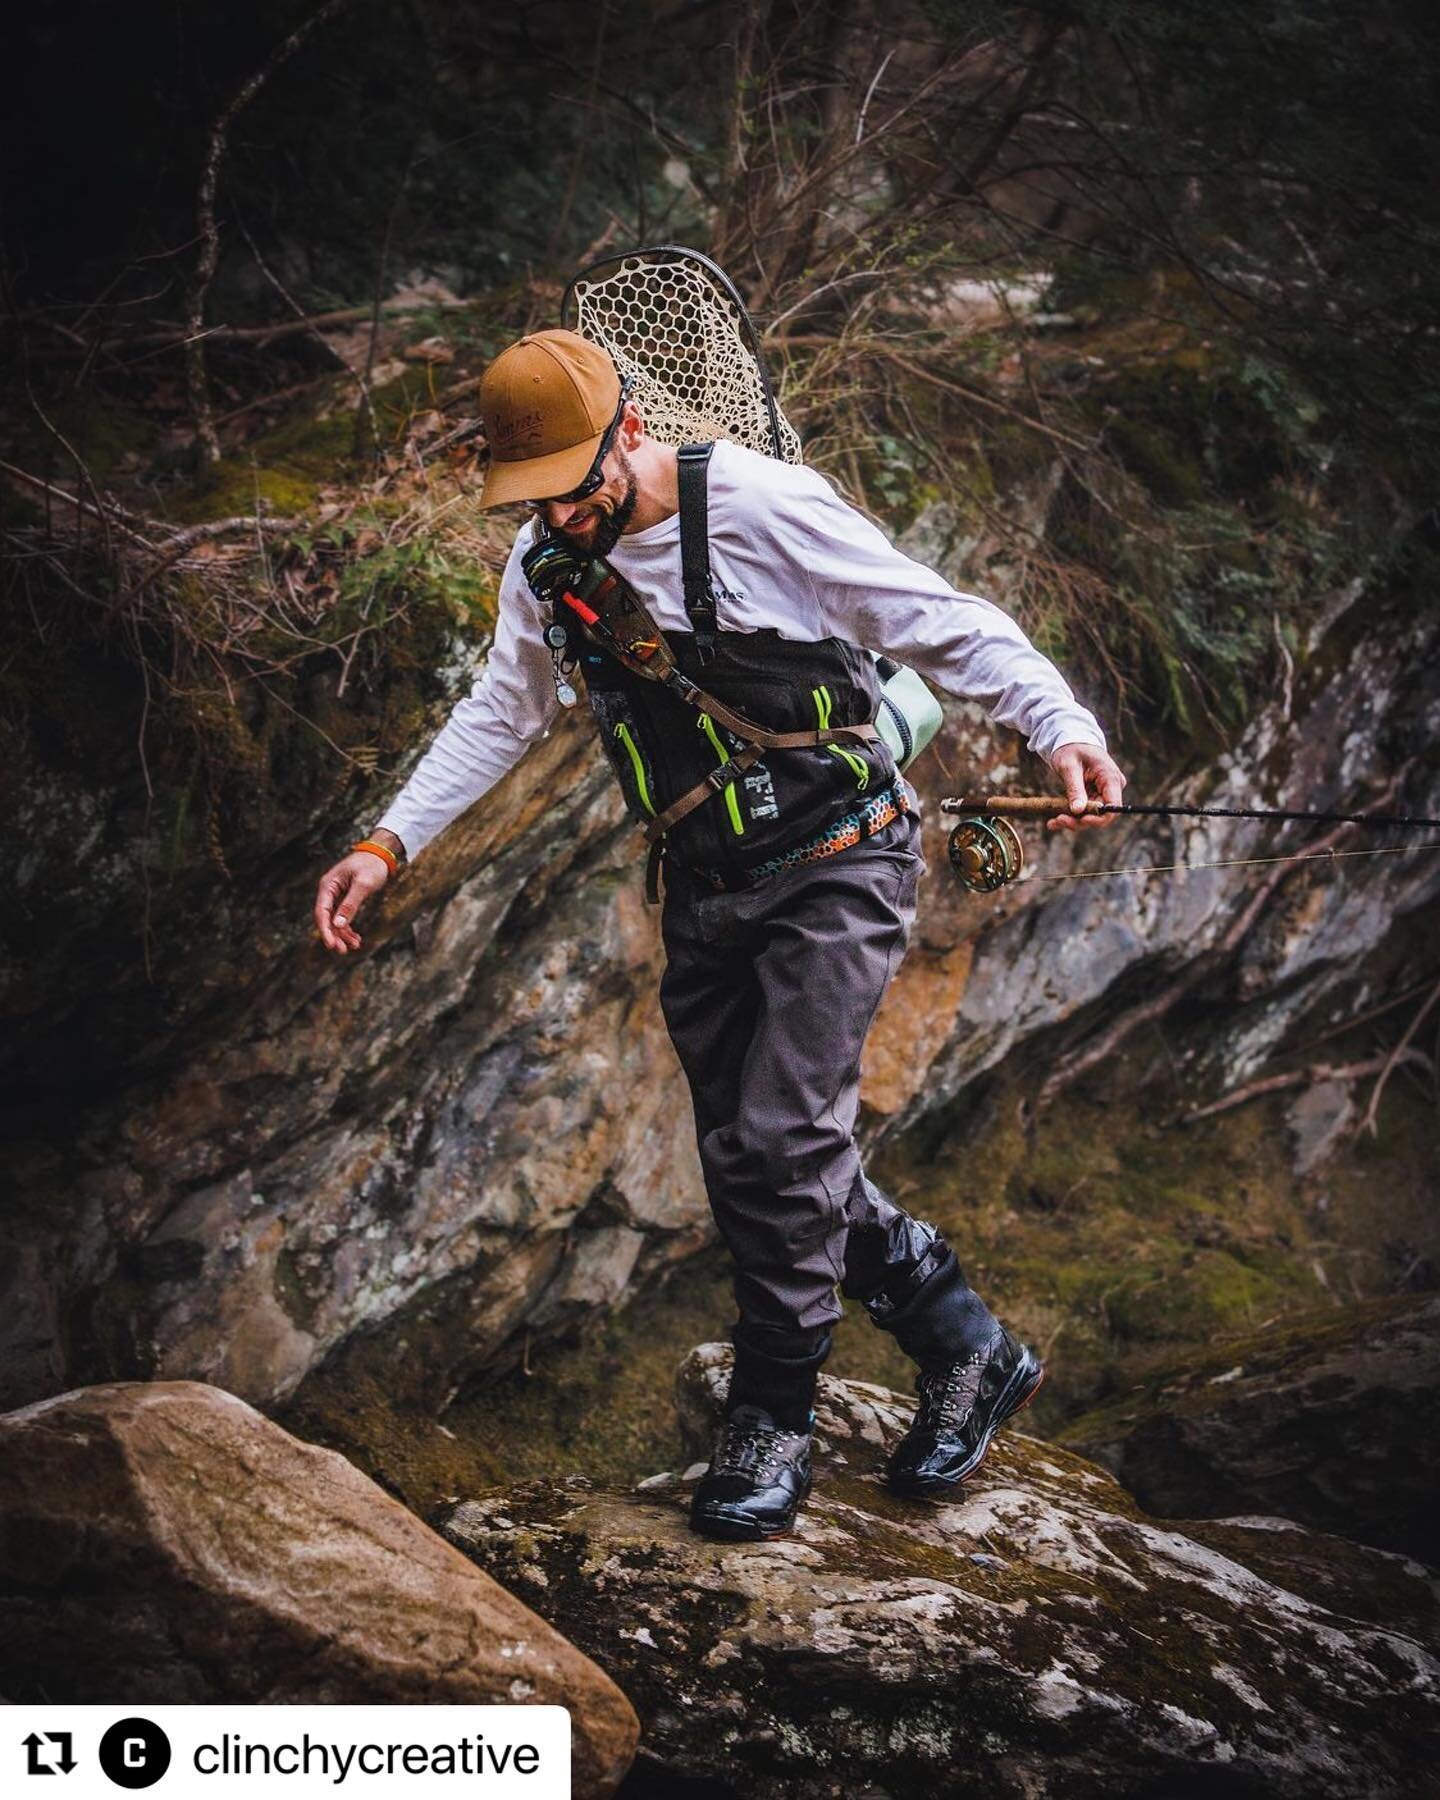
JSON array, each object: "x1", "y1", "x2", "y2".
[{"x1": 8, "y1": 1707, "x2": 571, "y2": 1800}]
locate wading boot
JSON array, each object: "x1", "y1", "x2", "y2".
[
  {"x1": 689, "y1": 1403, "x2": 814, "y2": 1541},
  {"x1": 690, "y1": 1319, "x2": 828, "y2": 1540},
  {"x1": 887, "y1": 1323, "x2": 1045, "y2": 1498}
]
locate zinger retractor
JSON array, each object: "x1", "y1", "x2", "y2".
[{"x1": 947, "y1": 815, "x2": 1024, "y2": 893}]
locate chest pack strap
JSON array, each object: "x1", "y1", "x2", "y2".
[
  {"x1": 643, "y1": 724, "x2": 877, "y2": 840},
  {"x1": 677, "y1": 441, "x2": 717, "y2": 663}
]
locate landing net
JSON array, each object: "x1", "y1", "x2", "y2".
[{"x1": 565, "y1": 249, "x2": 802, "y2": 464}]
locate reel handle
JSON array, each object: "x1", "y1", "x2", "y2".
[{"x1": 940, "y1": 795, "x2": 1109, "y2": 817}]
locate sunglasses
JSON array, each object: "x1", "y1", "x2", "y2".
[{"x1": 524, "y1": 375, "x2": 635, "y2": 512}]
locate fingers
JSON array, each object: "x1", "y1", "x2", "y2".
[
  {"x1": 1046, "y1": 746, "x2": 1087, "y2": 834},
  {"x1": 1083, "y1": 752, "x2": 1127, "y2": 829},
  {"x1": 314, "y1": 873, "x2": 343, "y2": 951},
  {"x1": 1046, "y1": 745, "x2": 1128, "y2": 833},
  {"x1": 314, "y1": 859, "x2": 384, "y2": 955}
]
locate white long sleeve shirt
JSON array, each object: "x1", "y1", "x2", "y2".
[{"x1": 375, "y1": 438, "x2": 1106, "y2": 860}]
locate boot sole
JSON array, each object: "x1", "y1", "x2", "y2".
[
  {"x1": 690, "y1": 1470, "x2": 813, "y2": 1542},
  {"x1": 887, "y1": 1352, "x2": 1046, "y2": 1499}
]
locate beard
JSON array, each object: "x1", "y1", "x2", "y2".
[{"x1": 556, "y1": 451, "x2": 638, "y2": 559}]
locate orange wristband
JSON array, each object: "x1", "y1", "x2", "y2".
[{"x1": 351, "y1": 838, "x2": 398, "y2": 874}]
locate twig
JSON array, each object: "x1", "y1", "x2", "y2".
[
  {"x1": 1182, "y1": 1053, "x2": 1427, "y2": 1124},
  {"x1": 855, "y1": 49, "x2": 897, "y2": 145},
  {"x1": 1285, "y1": 973, "x2": 1440, "y2": 1060},
  {"x1": 1272, "y1": 611, "x2": 1295, "y2": 720},
  {"x1": 875, "y1": 346, "x2": 1095, "y2": 454},
  {"x1": 186, "y1": 0, "x2": 353, "y2": 463},
  {"x1": 214, "y1": 378, "x2": 333, "y2": 428},
  {"x1": 230, "y1": 207, "x2": 352, "y2": 378},
  {"x1": 357, "y1": 136, "x2": 421, "y2": 460},
  {"x1": 1357, "y1": 977, "x2": 1440, "y2": 1139},
  {"x1": 136, "y1": 512, "x2": 310, "y2": 581},
  {"x1": 0, "y1": 461, "x2": 157, "y2": 548},
  {"x1": 27, "y1": 297, "x2": 472, "y2": 361},
  {"x1": 416, "y1": 417, "x2": 486, "y2": 464},
  {"x1": 545, "y1": 0, "x2": 611, "y2": 264}
]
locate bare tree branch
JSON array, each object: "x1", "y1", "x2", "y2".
[
  {"x1": 186, "y1": 0, "x2": 353, "y2": 465},
  {"x1": 1182, "y1": 1052, "x2": 1430, "y2": 1125},
  {"x1": 1357, "y1": 978, "x2": 1440, "y2": 1140}
]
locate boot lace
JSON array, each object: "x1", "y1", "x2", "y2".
[
  {"x1": 712, "y1": 1414, "x2": 801, "y2": 1479},
  {"x1": 915, "y1": 1348, "x2": 988, "y2": 1434}
]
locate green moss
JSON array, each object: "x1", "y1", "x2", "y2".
[
  {"x1": 5, "y1": 390, "x2": 162, "y2": 485},
  {"x1": 1056, "y1": 1292, "x2": 1425, "y2": 1449},
  {"x1": 1105, "y1": 416, "x2": 1208, "y2": 507},
  {"x1": 866, "y1": 1044, "x2": 1375, "y2": 1428},
  {"x1": 1103, "y1": 1249, "x2": 1288, "y2": 1343},
  {"x1": 164, "y1": 402, "x2": 360, "y2": 523}
]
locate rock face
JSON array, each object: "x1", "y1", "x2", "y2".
[
  {"x1": 0, "y1": 717, "x2": 709, "y2": 1415},
  {"x1": 1057, "y1": 1293, "x2": 1440, "y2": 1564},
  {"x1": 878, "y1": 539, "x2": 1440, "y2": 1135},
  {"x1": 0, "y1": 1381, "x2": 638, "y2": 1799},
  {"x1": 440, "y1": 1350, "x2": 1439, "y2": 1800}
]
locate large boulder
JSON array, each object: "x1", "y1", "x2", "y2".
[
  {"x1": 441, "y1": 1349, "x2": 1438, "y2": 1800},
  {"x1": 1057, "y1": 1293, "x2": 1440, "y2": 1563},
  {"x1": 0, "y1": 1382, "x2": 638, "y2": 1799}
]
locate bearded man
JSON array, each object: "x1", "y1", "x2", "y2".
[{"x1": 314, "y1": 328, "x2": 1125, "y2": 1540}]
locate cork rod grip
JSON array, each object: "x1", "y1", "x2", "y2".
[{"x1": 940, "y1": 796, "x2": 1110, "y2": 817}]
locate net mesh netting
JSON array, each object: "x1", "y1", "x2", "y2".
[{"x1": 569, "y1": 254, "x2": 802, "y2": 464}]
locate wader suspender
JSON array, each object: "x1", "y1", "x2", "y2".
[
  {"x1": 678, "y1": 442, "x2": 718, "y2": 664},
  {"x1": 639, "y1": 441, "x2": 881, "y2": 901}
]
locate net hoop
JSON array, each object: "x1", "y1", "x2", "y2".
[{"x1": 562, "y1": 243, "x2": 802, "y2": 463}]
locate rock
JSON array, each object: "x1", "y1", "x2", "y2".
[
  {"x1": 879, "y1": 568, "x2": 1440, "y2": 1132},
  {"x1": 439, "y1": 1352, "x2": 1439, "y2": 1800},
  {"x1": 0, "y1": 1382, "x2": 637, "y2": 1799},
  {"x1": 676, "y1": 1338, "x2": 915, "y2": 1465},
  {"x1": 1057, "y1": 1293, "x2": 1440, "y2": 1563},
  {"x1": 0, "y1": 720, "x2": 712, "y2": 1416}
]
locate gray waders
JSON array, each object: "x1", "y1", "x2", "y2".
[{"x1": 658, "y1": 804, "x2": 1002, "y2": 1429}]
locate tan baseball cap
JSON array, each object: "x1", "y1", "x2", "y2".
[{"x1": 477, "y1": 329, "x2": 622, "y2": 508}]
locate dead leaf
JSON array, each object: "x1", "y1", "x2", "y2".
[{"x1": 404, "y1": 337, "x2": 455, "y2": 365}]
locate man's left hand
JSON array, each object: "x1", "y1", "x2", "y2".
[{"x1": 1047, "y1": 742, "x2": 1127, "y2": 832}]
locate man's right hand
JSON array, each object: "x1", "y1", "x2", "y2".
[{"x1": 314, "y1": 849, "x2": 392, "y2": 955}]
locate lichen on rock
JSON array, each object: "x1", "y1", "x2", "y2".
[{"x1": 439, "y1": 1350, "x2": 1439, "y2": 1800}]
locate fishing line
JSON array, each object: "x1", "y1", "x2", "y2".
[{"x1": 1032, "y1": 842, "x2": 1440, "y2": 884}]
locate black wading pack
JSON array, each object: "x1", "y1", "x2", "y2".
[{"x1": 526, "y1": 440, "x2": 898, "y2": 900}]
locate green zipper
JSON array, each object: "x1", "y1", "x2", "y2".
[
  {"x1": 697, "y1": 714, "x2": 745, "y2": 836},
  {"x1": 613, "y1": 721, "x2": 656, "y2": 817},
  {"x1": 813, "y1": 685, "x2": 870, "y2": 790}
]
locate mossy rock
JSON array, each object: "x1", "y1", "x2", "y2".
[
  {"x1": 3, "y1": 389, "x2": 162, "y2": 486},
  {"x1": 1058, "y1": 1293, "x2": 1440, "y2": 1562},
  {"x1": 440, "y1": 1358, "x2": 1439, "y2": 1799},
  {"x1": 1103, "y1": 1248, "x2": 1290, "y2": 1344},
  {"x1": 161, "y1": 400, "x2": 361, "y2": 523}
]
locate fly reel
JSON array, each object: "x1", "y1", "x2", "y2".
[{"x1": 947, "y1": 815, "x2": 1024, "y2": 893}]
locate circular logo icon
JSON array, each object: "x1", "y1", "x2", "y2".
[{"x1": 98, "y1": 1718, "x2": 171, "y2": 1789}]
